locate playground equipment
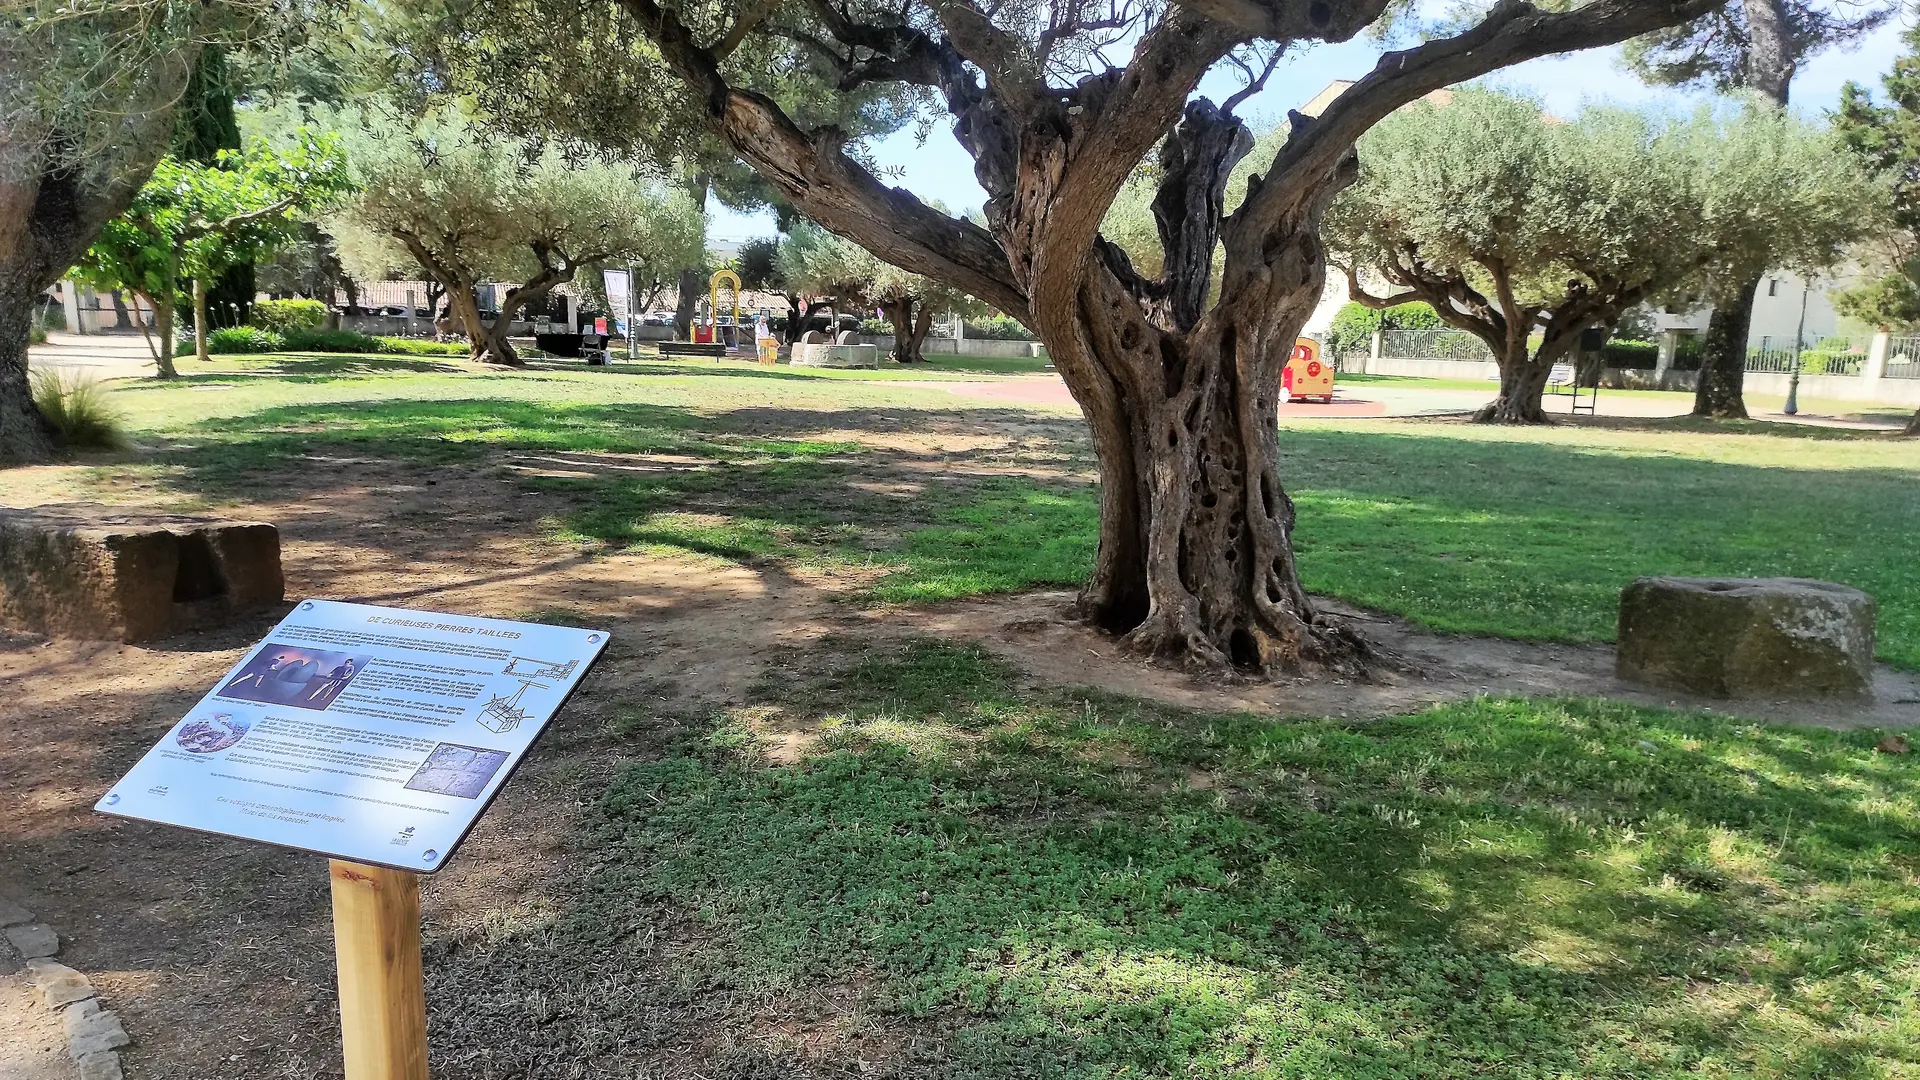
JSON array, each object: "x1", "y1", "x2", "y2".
[
  {"x1": 693, "y1": 269, "x2": 744, "y2": 349},
  {"x1": 1282, "y1": 337, "x2": 1334, "y2": 403}
]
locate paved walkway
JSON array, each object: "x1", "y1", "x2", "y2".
[
  {"x1": 28, "y1": 331, "x2": 159, "y2": 381},
  {"x1": 902, "y1": 375, "x2": 1690, "y2": 419},
  {"x1": 905, "y1": 374, "x2": 1909, "y2": 428}
]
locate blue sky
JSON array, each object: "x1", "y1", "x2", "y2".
[{"x1": 709, "y1": 18, "x2": 1912, "y2": 243}]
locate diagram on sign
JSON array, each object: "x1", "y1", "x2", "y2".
[{"x1": 478, "y1": 655, "x2": 579, "y2": 733}]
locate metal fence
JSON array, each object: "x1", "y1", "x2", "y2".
[
  {"x1": 1378, "y1": 328, "x2": 1493, "y2": 362},
  {"x1": 1886, "y1": 336, "x2": 1920, "y2": 379},
  {"x1": 1745, "y1": 337, "x2": 1866, "y2": 375}
]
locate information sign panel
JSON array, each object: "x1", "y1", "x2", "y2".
[{"x1": 97, "y1": 599, "x2": 608, "y2": 872}]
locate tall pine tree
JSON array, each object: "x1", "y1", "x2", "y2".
[
  {"x1": 1626, "y1": 0, "x2": 1895, "y2": 418},
  {"x1": 1836, "y1": 24, "x2": 1920, "y2": 435},
  {"x1": 173, "y1": 49, "x2": 256, "y2": 328}
]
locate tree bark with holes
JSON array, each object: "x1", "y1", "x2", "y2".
[{"x1": 612, "y1": 0, "x2": 1718, "y2": 673}]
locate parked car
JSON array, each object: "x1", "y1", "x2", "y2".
[{"x1": 641, "y1": 311, "x2": 674, "y2": 326}]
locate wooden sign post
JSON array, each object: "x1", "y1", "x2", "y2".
[{"x1": 330, "y1": 861, "x2": 429, "y2": 1080}]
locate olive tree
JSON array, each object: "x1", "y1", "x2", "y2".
[
  {"x1": 2, "y1": 1, "x2": 219, "y2": 460},
  {"x1": 1324, "y1": 90, "x2": 1867, "y2": 422},
  {"x1": 328, "y1": 112, "x2": 704, "y2": 364},
  {"x1": 368, "y1": 0, "x2": 1724, "y2": 674},
  {"x1": 776, "y1": 221, "x2": 975, "y2": 360}
]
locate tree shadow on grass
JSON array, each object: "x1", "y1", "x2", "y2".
[
  {"x1": 135, "y1": 394, "x2": 1920, "y2": 664},
  {"x1": 425, "y1": 638, "x2": 1919, "y2": 1079}
]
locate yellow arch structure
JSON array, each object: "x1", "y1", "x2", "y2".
[{"x1": 709, "y1": 269, "x2": 742, "y2": 332}]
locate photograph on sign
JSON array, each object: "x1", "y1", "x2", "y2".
[{"x1": 97, "y1": 599, "x2": 608, "y2": 872}]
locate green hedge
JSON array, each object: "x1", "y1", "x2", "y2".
[
  {"x1": 250, "y1": 298, "x2": 328, "y2": 333},
  {"x1": 1603, "y1": 339, "x2": 1659, "y2": 369},
  {"x1": 962, "y1": 314, "x2": 1036, "y2": 340},
  {"x1": 1326, "y1": 301, "x2": 1442, "y2": 357},
  {"x1": 281, "y1": 329, "x2": 470, "y2": 356},
  {"x1": 207, "y1": 326, "x2": 284, "y2": 353}
]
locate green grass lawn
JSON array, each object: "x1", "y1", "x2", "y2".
[
  {"x1": 439, "y1": 638, "x2": 1920, "y2": 1078},
  {"x1": 88, "y1": 356, "x2": 1920, "y2": 667}
]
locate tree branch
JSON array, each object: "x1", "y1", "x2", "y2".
[
  {"x1": 614, "y1": 0, "x2": 1030, "y2": 319},
  {"x1": 1173, "y1": 0, "x2": 1394, "y2": 41},
  {"x1": 1343, "y1": 266, "x2": 1421, "y2": 309},
  {"x1": 1253, "y1": 0, "x2": 1723, "y2": 212},
  {"x1": 713, "y1": 0, "x2": 786, "y2": 59}
]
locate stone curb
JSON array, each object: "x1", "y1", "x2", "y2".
[{"x1": 2, "y1": 894, "x2": 128, "y2": 1080}]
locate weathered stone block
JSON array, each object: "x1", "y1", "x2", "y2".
[
  {"x1": 26, "y1": 959, "x2": 95, "y2": 1008},
  {"x1": 1617, "y1": 577, "x2": 1875, "y2": 698},
  {"x1": 78, "y1": 1051, "x2": 125, "y2": 1080},
  {"x1": 0, "y1": 505, "x2": 282, "y2": 643},
  {"x1": 790, "y1": 342, "x2": 879, "y2": 368}
]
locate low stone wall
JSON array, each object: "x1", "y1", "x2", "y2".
[
  {"x1": 1359, "y1": 357, "x2": 1502, "y2": 381},
  {"x1": 849, "y1": 335, "x2": 1041, "y2": 359},
  {"x1": 1364, "y1": 354, "x2": 1920, "y2": 406}
]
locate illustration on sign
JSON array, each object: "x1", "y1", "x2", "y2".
[
  {"x1": 478, "y1": 655, "x2": 578, "y2": 733},
  {"x1": 175, "y1": 712, "x2": 250, "y2": 754},
  {"x1": 219, "y1": 643, "x2": 371, "y2": 711},
  {"x1": 96, "y1": 599, "x2": 609, "y2": 872},
  {"x1": 404, "y1": 743, "x2": 510, "y2": 799}
]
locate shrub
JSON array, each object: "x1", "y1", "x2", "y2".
[
  {"x1": 1602, "y1": 338, "x2": 1659, "y2": 369},
  {"x1": 30, "y1": 324, "x2": 47, "y2": 345},
  {"x1": 962, "y1": 313, "x2": 1035, "y2": 340},
  {"x1": 279, "y1": 328, "x2": 471, "y2": 357},
  {"x1": 30, "y1": 369, "x2": 128, "y2": 450},
  {"x1": 205, "y1": 326, "x2": 284, "y2": 354},
  {"x1": 858, "y1": 317, "x2": 893, "y2": 336},
  {"x1": 250, "y1": 298, "x2": 328, "y2": 333},
  {"x1": 371, "y1": 336, "x2": 470, "y2": 357},
  {"x1": 281, "y1": 328, "x2": 380, "y2": 352}
]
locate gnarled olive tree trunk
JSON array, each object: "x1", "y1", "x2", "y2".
[
  {"x1": 616, "y1": 0, "x2": 1722, "y2": 673},
  {"x1": 881, "y1": 295, "x2": 929, "y2": 363},
  {"x1": 1476, "y1": 353, "x2": 1555, "y2": 424},
  {"x1": 1031, "y1": 103, "x2": 1365, "y2": 672}
]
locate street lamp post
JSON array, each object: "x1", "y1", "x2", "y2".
[{"x1": 1784, "y1": 278, "x2": 1810, "y2": 416}]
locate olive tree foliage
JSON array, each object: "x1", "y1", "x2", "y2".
[
  {"x1": 1323, "y1": 90, "x2": 1868, "y2": 422},
  {"x1": 326, "y1": 111, "x2": 705, "y2": 365},
  {"x1": 0, "y1": 0, "x2": 260, "y2": 461},
  {"x1": 357, "y1": 0, "x2": 920, "y2": 340},
  {"x1": 383, "y1": 0, "x2": 1722, "y2": 675},
  {"x1": 775, "y1": 221, "x2": 969, "y2": 360},
  {"x1": 1624, "y1": 0, "x2": 1896, "y2": 418}
]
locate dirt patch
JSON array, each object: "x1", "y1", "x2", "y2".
[
  {"x1": 0, "y1": 969, "x2": 72, "y2": 1080},
  {"x1": 888, "y1": 591, "x2": 1920, "y2": 730}
]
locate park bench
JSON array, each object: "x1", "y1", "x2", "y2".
[{"x1": 658, "y1": 341, "x2": 727, "y2": 359}]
